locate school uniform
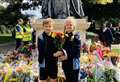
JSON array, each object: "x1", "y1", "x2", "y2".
[
  {"x1": 62, "y1": 32, "x2": 81, "y2": 82},
  {"x1": 37, "y1": 32, "x2": 58, "y2": 80}
]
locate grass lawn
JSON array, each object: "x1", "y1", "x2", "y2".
[
  {"x1": 0, "y1": 34, "x2": 15, "y2": 44},
  {"x1": 111, "y1": 44, "x2": 120, "y2": 55},
  {"x1": 111, "y1": 48, "x2": 120, "y2": 55},
  {"x1": 0, "y1": 33, "x2": 12, "y2": 36}
]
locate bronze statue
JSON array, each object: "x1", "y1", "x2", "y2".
[{"x1": 40, "y1": 0, "x2": 84, "y2": 18}]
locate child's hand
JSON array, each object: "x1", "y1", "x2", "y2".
[
  {"x1": 58, "y1": 55, "x2": 67, "y2": 61},
  {"x1": 53, "y1": 51, "x2": 63, "y2": 57}
]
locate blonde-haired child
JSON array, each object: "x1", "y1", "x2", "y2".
[{"x1": 55, "y1": 17, "x2": 81, "y2": 82}]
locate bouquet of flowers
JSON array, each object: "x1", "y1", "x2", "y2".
[
  {"x1": 50, "y1": 32, "x2": 68, "y2": 61},
  {"x1": 49, "y1": 32, "x2": 66, "y2": 80},
  {"x1": 49, "y1": 32, "x2": 64, "y2": 49}
]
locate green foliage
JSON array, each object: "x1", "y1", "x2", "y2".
[
  {"x1": 0, "y1": 6, "x2": 5, "y2": 11},
  {"x1": 98, "y1": 68, "x2": 116, "y2": 82},
  {"x1": 104, "y1": 68, "x2": 116, "y2": 82},
  {"x1": 0, "y1": 1, "x2": 26, "y2": 33},
  {"x1": 0, "y1": 24, "x2": 15, "y2": 34},
  {"x1": 0, "y1": 36, "x2": 14, "y2": 44},
  {"x1": 87, "y1": 68, "x2": 116, "y2": 82},
  {"x1": 0, "y1": 0, "x2": 22, "y2": 4},
  {"x1": 0, "y1": 25, "x2": 6, "y2": 34},
  {"x1": 108, "y1": 18, "x2": 120, "y2": 26},
  {"x1": 0, "y1": 0, "x2": 27, "y2": 25}
]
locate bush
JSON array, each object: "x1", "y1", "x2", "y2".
[
  {"x1": 0, "y1": 36, "x2": 14, "y2": 44},
  {"x1": 6, "y1": 29, "x2": 11, "y2": 34},
  {"x1": 0, "y1": 25, "x2": 6, "y2": 34}
]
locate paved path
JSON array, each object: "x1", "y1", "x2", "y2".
[{"x1": 0, "y1": 42, "x2": 15, "y2": 54}]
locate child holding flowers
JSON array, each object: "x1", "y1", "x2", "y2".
[
  {"x1": 54, "y1": 17, "x2": 81, "y2": 82},
  {"x1": 62, "y1": 17, "x2": 81, "y2": 82},
  {"x1": 37, "y1": 18, "x2": 63, "y2": 82}
]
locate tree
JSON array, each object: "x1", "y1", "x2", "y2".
[{"x1": 0, "y1": 0, "x2": 42, "y2": 26}]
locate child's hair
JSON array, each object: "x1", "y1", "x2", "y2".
[
  {"x1": 65, "y1": 16, "x2": 76, "y2": 26},
  {"x1": 64, "y1": 16, "x2": 76, "y2": 32},
  {"x1": 42, "y1": 18, "x2": 55, "y2": 26}
]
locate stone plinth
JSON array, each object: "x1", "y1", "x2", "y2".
[
  {"x1": 31, "y1": 18, "x2": 91, "y2": 42},
  {"x1": 31, "y1": 19, "x2": 90, "y2": 32}
]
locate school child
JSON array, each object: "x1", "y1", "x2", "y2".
[
  {"x1": 37, "y1": 18, "x2": 59, "y2": 82},
  {"x1": 55, "y1": 17, "x2": 81, "y2": 82}
]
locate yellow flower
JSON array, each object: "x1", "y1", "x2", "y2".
[
  {"x1": 51, "y1": 32, "x2": 56, "y2": 38},
  {"x1": 80, "y1": 55, "x2": 89, "y2": 64},
  {"x1": 103, "y1": 53, "x2": 110, "y2": 57},
  {"x1": 65, "y1": 34, "x2": 69, "y2": 37},
  {"x1": 61, "y1": 32, "x2": 65, "y2": 38},
  {"x1": 49, "y1": 32, "x2": 56, "y2": 38}
]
